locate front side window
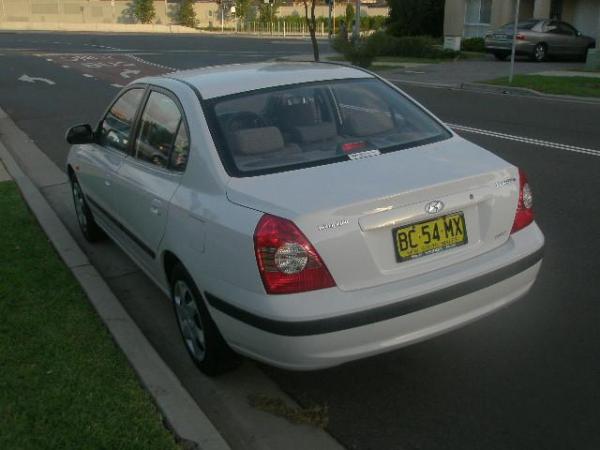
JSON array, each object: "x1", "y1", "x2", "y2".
[
  {"x1": 99, "y1": 88, "x2": 144, "y2": 153},
  {"x1": 205, "y1": 78, "x2": 451, "y2": 177},
  {"x1": 135, "y1": 91, "x2": 183, "y2": 169}
]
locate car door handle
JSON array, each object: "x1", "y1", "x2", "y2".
[{"x1": 150, "y1": 199, "x2": 162, "y2": 216}]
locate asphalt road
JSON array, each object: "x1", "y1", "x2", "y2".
[{"x1": 2, "y1": 31, "x2": 599, "y2": 450}]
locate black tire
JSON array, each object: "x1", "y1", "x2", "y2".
[
  {"x1": 171, "y1": 264, "x2": 239, "y2": 376},
  {"x1": 493, "y1": 52, "x2": 509, "y2": 61},
  {"x1": 70, "y1": 175, "x2": 105, "y2": 242},
  {"x1": 532, "y1": 43, "x2": 547, "y2": 62}
]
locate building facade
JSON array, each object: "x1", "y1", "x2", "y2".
[{"x1": 444, "y1": 0, "x2": 600, "y2": 43}]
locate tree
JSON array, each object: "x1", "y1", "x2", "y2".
[
  {"x1": 345, "y1": 3, "x2": 355, "y2": 30},
  {"x1": 303, "y1": 0, "x2": 319, "y2": 61},
  {"x1": 235, "y1": 0, "x2": 252, "y2": 21},
  {"x1": 178, "y1": 0, "x2": 197, "y2": 28},
  {"x1": 134, "y1": 0, "x2": 156, "y2": 24},
  {"x1": 386, "y1": 0, "x2": 444, "y2": 37},
  {"x1": 258, "y1": 0, "x2": 281, "y2": 24}
]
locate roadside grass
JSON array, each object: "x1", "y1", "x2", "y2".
[
  {"x1": 484, "y1": 75, "x2": 600, "y2": 98},
  {"x1": 0, "y1": 181, "x2": 179, "y2": 450}
]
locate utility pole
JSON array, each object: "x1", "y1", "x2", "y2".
[
  {"x1": 352, "y1": 0, "x2": 360, "y2": 42},
  {"x1": 509, "y1": 0, "x2": 521, "y2": 84},
  {"x1": 327, "y1": 0, "x2": 333, "y2": 39}
]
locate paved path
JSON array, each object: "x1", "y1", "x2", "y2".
[{"x1": 384, "y1": 56, "x2": 586, "y2": 86}]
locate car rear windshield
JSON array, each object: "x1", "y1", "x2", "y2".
[{"x1": 203, "y1": 78, "x2": 451, "y2": 177}]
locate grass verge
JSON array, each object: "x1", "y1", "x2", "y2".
[
  {"x1": 0, "y1": 180, "x2": 179, "y2": 450},
  {"x1": 484, "y1": 75, "x2": 600, "y2": 98}
]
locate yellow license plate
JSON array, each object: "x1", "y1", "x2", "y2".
[{"x1": 393, "y1": 212, "x2": 468, "y2": 262}]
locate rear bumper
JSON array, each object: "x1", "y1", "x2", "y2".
[{"x1": 208, "y1": 223, "x2": 544, "y2": 370}]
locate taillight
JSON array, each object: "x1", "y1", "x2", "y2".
[
  {"x1": 254, "y1": 214, "x2": 336, "y2": 295},
  {"x1": 516, "y1": 33, "x2": 526, "y2": 40},
  {"x1": 511, "y1": 169, "x2": 534, "y2": 234}
]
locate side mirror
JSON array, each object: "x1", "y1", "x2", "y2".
[{"x1": 66, "y1": 124, "x2": 94, "y2": 145}]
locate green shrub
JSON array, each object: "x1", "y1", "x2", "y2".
[
  {"x1": 333, "y1": 36, "x2": 375, "y2": 68},
  {"x1": 133, "y1": 0, "x2": 155, "y2": 24},
  {"x1": 461, "y1": 37, "x2": 485, "y2": 52},
  {"x1": 365, "y1": 31, "x2": 458, "y2": 59}
]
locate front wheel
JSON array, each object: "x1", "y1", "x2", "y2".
[
  {"x1": 71, "y1": 176, "x2": 105, "y2": 242},
  {"x1": 171, "y1": 264, "x2": 239, "y2": 376},
  {"x1": 532, "y1": 43, "x2": 547, "y2": 62}
]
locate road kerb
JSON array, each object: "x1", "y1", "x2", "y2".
[{"x1": 0, "y1": 136, "x2": 230, "y2": 450}]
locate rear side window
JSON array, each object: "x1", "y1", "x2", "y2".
[
  {"x1": 135, "y1": 91, "x2": 185, "y2": 170},
  {"x1": 205, "y1": 78, "x2": 451, "y2": 177},
  {"x1": 99, "y1": 88, "x2": 144, "y2": 153}
]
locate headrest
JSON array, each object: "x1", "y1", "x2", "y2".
[{"x1": 231, "y1": 127, "x2": 284, "y2": 155}]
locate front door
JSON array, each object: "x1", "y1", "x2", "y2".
[{"x1": 78, "y1": 87, "x2": 146, "y2": 225}]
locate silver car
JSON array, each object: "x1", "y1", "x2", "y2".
[
  {"x1": 65, "y1": 63, "x2": 544, "y2": 375},
  {"x1": 485, "y1": 19, "x2": 595, "y2": 62}
]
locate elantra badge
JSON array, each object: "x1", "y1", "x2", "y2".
[{"x1": 425, "y1": 200, "x2": 444, "y2": 215}]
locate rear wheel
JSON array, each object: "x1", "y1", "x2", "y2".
[
  {"x1": 70, "y1": 175, "x2": 105, "y2": 242},
  {"x1": 532, "y1": 43, "x2": 547, "y2": 62},
  {"x1": 493, "y1": 52, "x2": 509, "y2": 61},
  {"x1": 171, "y1": 264, "x2": 239, "y2": 376}
]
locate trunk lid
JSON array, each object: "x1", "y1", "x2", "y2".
[{"x1": 227, "y1": 136, "x2": 519, "y2": 291}]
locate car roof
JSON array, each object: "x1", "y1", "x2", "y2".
[{"x1": 163, "y1": 62, "x2": 374, "y2": 99}]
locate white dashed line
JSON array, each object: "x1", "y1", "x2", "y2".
[
  {"x1": 62, "y1": 65, "x2": 70, "y2": 69},
  {"x1": 82, "y1": 73, "x2": 94, "y2": 78},
  {"x1": 449, "y1": 123, "x2": 600, "y2": 158},
  {"x1": 111, "y1": 83, "x2": 124, "y2": 88},
  {"x1": 126, "y1": 54, "x2": 176, "y2": 72}
]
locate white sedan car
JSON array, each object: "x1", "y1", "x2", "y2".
[{"x1": 66, "y1": 62, "x2": 544, "y2": 375}]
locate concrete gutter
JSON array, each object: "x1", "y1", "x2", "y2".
[{"x1": 0, "y1": 106, "x2": 230, "y2": 450}]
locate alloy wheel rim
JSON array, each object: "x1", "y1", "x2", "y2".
[
  {"x1": 535, "y1": 45, "x2": 545, "y2": 60},
  {"x1": 72, "y1": 182, "x2": 88, "y2": 230},
  {"x1": 173, "y1": 280, "x2": 206, "y2": 361}
]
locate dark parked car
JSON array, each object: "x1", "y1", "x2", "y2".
[{"x1": 485, "y1": 19, "x2": 596, "y2": 62}]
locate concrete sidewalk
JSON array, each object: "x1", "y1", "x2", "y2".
[{"x1": 382, "y1": 56, "x2": 587, "y2": 87}]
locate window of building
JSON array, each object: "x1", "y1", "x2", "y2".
[{"x1": 465, "y1": 0, "x2": 492, "y2": 24}]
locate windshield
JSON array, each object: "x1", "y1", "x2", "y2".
[{"x1": 204, "y1": 78, "x2": 451, "y2": 177}]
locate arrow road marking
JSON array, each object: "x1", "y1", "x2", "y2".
[
  {"x1": 120, "y1": 69, "x2": 140, "y2": 79},
  {"x1": 18, "y1": 74, "x2": 55, "y2": 85}
]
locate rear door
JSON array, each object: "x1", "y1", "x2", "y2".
[{"x1": 112, "y1": 87, "x2": 191, "y2": 265}]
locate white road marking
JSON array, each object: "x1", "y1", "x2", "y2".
[
  {"x1": 82, "y1": 73, "x2": 95, "y2": 78},
  {"x1": 120, "y1": 69, "x2": 141, "y2": 79},
  {"x1": 111, "y1": 83, "x2": 124, "y2": 88},
  {"x1": 45, "y1": 58, "x2": 53, "y2": 62},
  {"x1": 62, "y1": 65, "x2": 70, "y2": 69},
  {"x1": 449, "y1": 123, "x2": 600, "y2": 158},
  {"x1": 18, "y1": 74, "x2": 55, "y2": 85}
]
